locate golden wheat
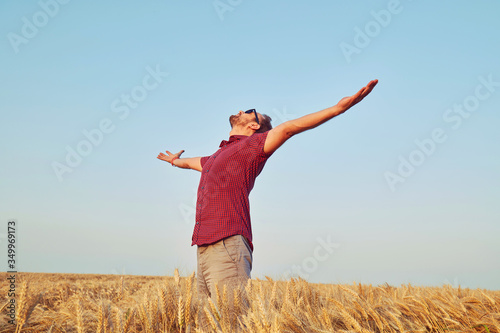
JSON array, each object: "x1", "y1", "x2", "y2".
[{"x1": 1, "y1": 272, "x2": 499, "y2": 333}]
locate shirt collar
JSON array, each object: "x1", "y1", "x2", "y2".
[{"x1": 219, "y1": 135, "x2": 247, "y2": 148}]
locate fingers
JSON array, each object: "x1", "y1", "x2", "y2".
[
  {"x1": 357, "y1": 79, "x2": 378, "y2": 101},
  {"x1": 365, "y1": 79, "x2": 378, "y2": 92},
  {"x1": 352, "y1": 86, "x2": 367, "y2": 103},
  {"x1": 165, "y1": 149, "x2": 185, "y2": 156},
  {"x1": 157, "y1": 149, "x2": 185, "y2": 161},
  {"x1": 363, "y1": 80, "x2": 378, "y2": 96}
]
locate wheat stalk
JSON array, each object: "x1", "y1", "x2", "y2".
[
  {"x1": 138, "y1": 303, "x2": 151, "y2": 333},
  {"x1": 269, "y1": 282, "x2": 277, "y2": 309},
  {"x1": 75, "y1": 297, "x2": 85, "y2": 333},
  {"x1": 367, "y1": 306, "x2": 385, "y2": 333},
  {"x1": 215, "y1": 283, "x2": 223, "y2": 312},
  {"x1": 479, "y1": 291, "x2": 496, "y2": 307},
  {"x1": 339, "y1": 285, "x2": 360, "y2": 299},
  {"x1": 207, "y1": 297, "x2": 220, "y2": 322},
  {"x1": 203, "y1": 306, "x2": 219, "y2": 331},
  {"x1": 257, "y1": 295, "x2": 269, "y2": 329},
  {"x1": 178, "y1": 296, "x2": 185, "y2": 329},
  {"x1": 416, "y1": 310, "x2": 433, "y2": 330},
  {"x1": 282, "y1": 307, "x2": 302, "y2": 328},
  {"x1": 185, "y1": 286, "x2": 192, "y2": 327},
  {"x1": 245, "y1": 279, "x2": 253, "y2": 305},
  {"x1": 123, "y1": 308, "x2": 135, "y2": 333},
  {"x1": 221, "y1": 284, "x2": 230, "y2": 330},
  {"x1": 284, "y1": 281, "x2": 292, "y2": 305},
  {"x1": 305, "y1": 304, "x2": 321, "y2": 328},
  {"x1": 15, "y1": 283, "x2": 41, "y2": 333},
  {"x1": 146, "y1": 294, "x2": 156, "y2": 331},
  {"x1": 251, "y1": 311, "x2": 265, "y2": 332},
  {"x1": 258, "y1": 281, "x2": 265, "y2": 300},
  {"x1": 166, "y1": 288, "x2": 176, "y2": 329},
  {"x1": 271, "y1": 313, "x2": 282, "y2": 333},
  {"x1": 443, "y1": 316, "x2": 462, "y2": 327},
  {"x1": 297, "y1": 296, "x2": 304, "y2": 308},
  {"x1": 320, "y1": 308, "x2": 333, "y2": 330},
  {"x1": 96, "y1": 302, "x2": 104, "y2": 333},
  {"x1": 15, "y1": 281, "x2": 30, "y2": 333},
  {"x1": 379, "y1": 312, "x2": 396, "y2": 333},
  {"x1": 341, "y1": 309, "x2": 367, "y2": 333},
  {"x1": 240, "y1": 312, "x2": 253, "y2": 332},
  {"x1": 290, "y1": 278, "x2": 299, "y2": 303},
  {"x1": 0, "y1": 301, "x2": 10, "y2": 314},
  {"x1": 387, "y1": 311, "x2": 405, "y2": 333},
  {"x1": 329, "y1": 298, "x2": 367, "y2": 333},
  {"x1": 174, "y1": 268, "x2": 180, "y2": 287},
  {"x1": 233, "y1": 288, "x2": 242, "y2": 328},
  {"x1": 354, "y1": 300, "x2": 369, "y2": 323},
  {"x1": 157, "y1": 288, "x2": 167, "y2": 324}
]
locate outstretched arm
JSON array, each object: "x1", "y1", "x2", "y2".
[
  {"x1": 264, "y1": 79, "x2": 378, "y2": 154},
  {"x1": 157, "y1": 149, "x2": 202, "y2": 172}
]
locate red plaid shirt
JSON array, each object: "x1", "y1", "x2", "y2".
[{"x1": 191, "y1": 131, "x2": 274, "y2": 251}]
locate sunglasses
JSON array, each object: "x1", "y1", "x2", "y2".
[{"x1": 244, "y1": 109, "x2": 259, "y2": 124}]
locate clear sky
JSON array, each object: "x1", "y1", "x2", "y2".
[{"x1": 1, "y1": 0, "x2": 499, "y2": 290}]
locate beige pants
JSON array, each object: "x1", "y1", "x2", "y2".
[
  {"x1": 197, "y1": 234, "x2": 252, "y2": 301},
  {"x1": 196, "y1": 235, "x2": 252, "y2": 330}
]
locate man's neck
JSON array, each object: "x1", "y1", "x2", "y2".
[{"x1": 229, "y1": 128, "x2": 254, "y2": 137}]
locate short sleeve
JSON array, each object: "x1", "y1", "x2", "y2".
[
  {"x1": 200, "y1": 156, "x2": 211, "y2": 169},
  {"x1": 249, "y1": 131, "x2": 274, "y2": 159}
]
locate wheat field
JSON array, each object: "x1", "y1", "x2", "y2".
[{"x1": 1, "y1": 271, "x2": 499, "y2": 333}]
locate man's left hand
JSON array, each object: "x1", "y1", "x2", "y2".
[{"x1": 337, "y1": 79, "x2": 378, "y2": 111}]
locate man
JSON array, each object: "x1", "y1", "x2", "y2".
[{"x1": 157, "y1": 79, "x2": 378, "y2": 305}]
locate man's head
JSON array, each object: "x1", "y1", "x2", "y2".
[{"x1": 229, "y1": 110, "x2": 273, "y2": 135}]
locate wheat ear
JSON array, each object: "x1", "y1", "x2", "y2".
[
  {"x1": 185, "y1": 284, "x2": 192, "y2": 326},
  {"x1": 269, "y1": 282, "x2": 277, "y2": 309},
  {"x1": 207, "y1": 297, "x2": 220, "y2": 322},
  {"x1": 16, "y1": 285, "x2": 41, "y2": 333},
  {"x1": 96, "y1": 302, "x2": 104, "y2": 333},
  {"x1": 233, "y1": 288, "x2": 242, "y2": 328},
  {"x1": 15, "y1": 281, "x2": 30, "y2": 333},
  {"x1": 75, "y1": 297, "x2": 85, "y2": 333},
  {"x1": 123, "y1": 308, "x2": 135, "y2": 333},
  {"x1": 257, "y1": 295, "x2": 269, "y2": 329},
  {"x1": 221, "y1": 284, "x2": 230, "y2": 330},
  {"x1": 174, "y1": 268, "x2": 180, "y2": 287},
  {"x1": 178, "y1": 296, "x2": 185, "y2": 329},
  {"x1": 0, "y1": 301, "x2": 10, "y2": 314},
  {"x1": 203, "y1": 306, "x2": 219, "y2": 331}
]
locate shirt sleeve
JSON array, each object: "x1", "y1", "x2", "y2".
[
  {"x1": 246, "y1": 131, "x2": 273, "y2": 176},
  {"x1": 251, "y1": 131, "x2": 274, "y2": 159},
  {"x1": 200, "y1": 156, "x2": 211, "y2": 169}
]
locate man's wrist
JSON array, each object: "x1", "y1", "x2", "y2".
[{"x1": 171, "y1": 156, "x2": 179, "y2": 166}]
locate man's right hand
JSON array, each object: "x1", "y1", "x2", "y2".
[
  {"x1": 157, "y1": 150, "x2": 203, "y2": 171},
  {"x1": 157, "y1": 149, "x2": 185, "y2": 164}
]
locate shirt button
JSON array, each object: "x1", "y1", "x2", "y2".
[{"x1": 196, "y1": 222, "x2": 199, "y2": 224}]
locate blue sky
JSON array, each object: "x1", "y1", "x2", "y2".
[{"x1": 1, "y1": 0, "x2": 499, "y2": 290}]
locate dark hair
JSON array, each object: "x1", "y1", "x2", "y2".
[{"x1": 256, "y1": 114, "x2": 273, "y2": 133}]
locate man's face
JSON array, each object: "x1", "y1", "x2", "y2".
[{"x1": 229, "y1": 110, "x2": 259, "y2": 128}]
